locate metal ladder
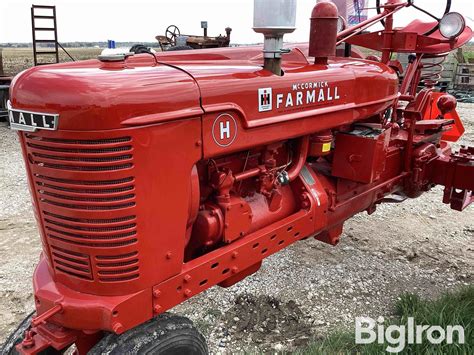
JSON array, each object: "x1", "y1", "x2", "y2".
[{"x1": 31, "y1": 5, "x2": 60, "y2": 66}]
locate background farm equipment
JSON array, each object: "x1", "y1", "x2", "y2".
[
  {"x1": 2, "y1": 0, "x2": 473, "y2": 354},
  {"x1": 0, "y1": 4, "x2": 75, "y2": 122},
  {"x1": 0, "y1": 49, "x2": 12, "y2": 121},
  {"x1": 0, "y1": 78, "x2": 11, "y2": 120},
  {"x1": 30, "y1": 5, "x2": 75, "y2": 66},
  {"x1": 156, "y1": 23, "x2": 232, "y2": 51}
]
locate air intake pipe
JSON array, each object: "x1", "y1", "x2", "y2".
[
  {"x1": 309, "y1": 1, "x2": 339, "y2": 65},
  {"x1": 253, "y1": 0, "x2": 297, "y2": 76}
]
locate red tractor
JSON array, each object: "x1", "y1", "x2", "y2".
[{"x1": 3, "y1": 0, "x2": 473, "y2": 353}]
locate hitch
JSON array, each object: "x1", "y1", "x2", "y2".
[{"x1": 431, "y1": 146, "x2": 474, "y2": 211}]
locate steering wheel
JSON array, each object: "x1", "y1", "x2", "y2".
[
  {"x1": 166, "y1": 25, "x2": 181, "y2": 46},
  {"x1": 376, "y1": 0, "x2": 451, "y2": 36}
]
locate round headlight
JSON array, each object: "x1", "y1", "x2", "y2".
[
  {"x1": 337, "y1": 15, "x2": 347, "y2": 33},
  {"x1": 439, "y1": 12, "x2": 465, "y2": 39}
]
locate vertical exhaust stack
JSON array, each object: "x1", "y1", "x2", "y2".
[
  {"x1": 309, "y1": 1, "x2": 339, "y2": 65},
  {"x1": 253, "y1": 0, "x2": 297, "y2": 76}
]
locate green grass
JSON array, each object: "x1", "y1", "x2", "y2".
[
  {"x1": 462, "y1": 43, "x2": 474, "y2": 63},
  {"x1": 298, "y1": 285, "x2": 473, "y2": 354},
  {"x1": 464, "y1": 52, "x2": 474, "y2": 63}
]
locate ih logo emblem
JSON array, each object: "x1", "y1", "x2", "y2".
[
  {"x1": 212, "y1": 113, "x2": 238, "y2": 147},
  {"x1": 258, "y1": 88, "x2": 272, "y2": 112}
]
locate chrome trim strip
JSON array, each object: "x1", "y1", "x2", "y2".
[{"x1": 7, "y1": 100, "x2": 59, "y2": 132}]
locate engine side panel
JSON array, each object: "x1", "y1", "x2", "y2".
[{"x1": 173, "y1": 58, "x2": 398, "y2": 157}]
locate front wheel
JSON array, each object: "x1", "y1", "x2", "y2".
[{"x1": 89, "y1": 313, "x2": 208, "y2": 355}]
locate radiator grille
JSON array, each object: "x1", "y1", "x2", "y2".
[
  {"x1": 26, "y1": 135, "x2": 132, "y2": 145},
  {"x1": 51, "y1": 246, "x2": 93, "y2": 280},
  {"x1": 96, "y1": 251, "x2": 140, "y2": 282},
  {"x1": 24, "y1": 134, "x2": 140, "y2": 283},
  {"x1": 32, "y1": 162, "x2": 133, "y2": 172}
]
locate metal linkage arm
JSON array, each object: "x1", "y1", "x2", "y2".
[{"x1": 430, "y1": 147, "x2": 474, "y2": 211}]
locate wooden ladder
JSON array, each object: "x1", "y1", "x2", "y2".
[{"x1": 31, "y1": 5, "x2": 59, "y2": 66}]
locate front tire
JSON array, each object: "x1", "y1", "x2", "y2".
[{"x1": 89, "y1": 313, "x2": 208, "y2": 355}]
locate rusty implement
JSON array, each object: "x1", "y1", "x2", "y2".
[{"x1": 157, "y1": 24, "x2": 232, "y2": 50}]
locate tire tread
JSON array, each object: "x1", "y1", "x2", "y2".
[{"x1": 89, "y1": 313, "x2": 207, "y2": 355}]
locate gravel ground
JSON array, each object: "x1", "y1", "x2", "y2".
[{"x1": 0, "y1": 104, "x2": 473, "y2": 353}]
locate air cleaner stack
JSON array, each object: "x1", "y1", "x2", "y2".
[{"x1": 253, "y1": 0, "x2": 297, "y2": 75}]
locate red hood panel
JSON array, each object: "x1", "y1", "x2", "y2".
[
  {"x1": 171, "y1": 57, "x2": 398, "y2": 129},
  {"x1": 10, "y1": 57, "x2": 202, "y2": 131},
  {"x1": 10, "y1": 46, "x2": 398, "y2": 131}
]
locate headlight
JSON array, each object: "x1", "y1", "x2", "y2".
[
  {"x1": 337, "y1": 16, "x2": 346, "y2": 33},
  {"x1": 439, "y1": 12, "x2": 466, "y2": 39}
]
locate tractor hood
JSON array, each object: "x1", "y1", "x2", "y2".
[
  {"x1": 167, "y1": 57, "x2": 398, "y2": 130},
  {"x1": 10, "y1": 46, "x2": 398, "y2": 131},
  {"x1": 9, "y1": 56, "x2": 203, "y2": 131}
]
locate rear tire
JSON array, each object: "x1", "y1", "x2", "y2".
[
  {"x1": 0, "y1": 312, "x2": 61, "y2": 355},
  {"x1": 0, "y1": 88, "x2": 8, "y2": 123},
  {"x1": 166, "y1": 45, "x2": 194, "y2": 52},
  {"x1": 89, "y1": 313, "x2": 208, "y2": 355},
  {"x1": 130, "y1": 44, "x2": 152, "y2": 54}
]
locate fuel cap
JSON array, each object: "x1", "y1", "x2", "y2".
[{"x1": 98, "y1": 52, "x2": 134, "y2": 62}]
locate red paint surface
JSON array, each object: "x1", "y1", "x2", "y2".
[
  {"x1": 9, "y1": 3, "x2": 474, "y2": 353},
  {"x1": 422, "y1": 92, "x2": 465, "y2": 142}
]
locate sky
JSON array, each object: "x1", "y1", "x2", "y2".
[{"x1": 0, "y1": 0, "x2": 473, "y2": 44}]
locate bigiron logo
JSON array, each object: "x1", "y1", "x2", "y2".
[
  {"x1": 258, "y1": 81, "x2": 341, "y2": 112},
  {"x1": 355, "y1": 316, "x2": 465, "y2": 353}
]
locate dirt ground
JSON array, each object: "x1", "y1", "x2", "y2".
[
  {"x1": 0, "y1": 104, "x2": 472, "y2": 353},
  {"x1": 1, "y1": 48, "x2": 102, "y2": 76}
]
